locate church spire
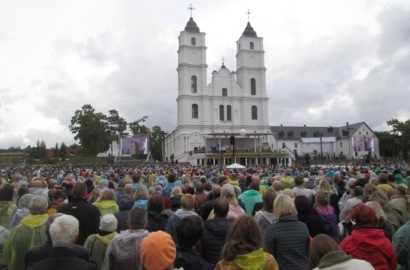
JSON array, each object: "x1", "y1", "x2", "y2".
[
  {"x1": 242, "y1": 9, "x2": 257, "y2": 37},
  {"x1": 184, "y1": 4, "x2": 200, "y2": 33}
]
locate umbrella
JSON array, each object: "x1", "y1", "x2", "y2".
[{"x1": 226, "y1": 163, "x2": 245, "y2": 169}]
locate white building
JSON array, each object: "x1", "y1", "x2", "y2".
[{"x1": 164, "y1": 17, "x2": 282, "y2": 166}]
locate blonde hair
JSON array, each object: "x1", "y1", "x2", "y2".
[
  {"x1": 133, "y1": 188, "x2": 150, "y2": 201},
  {"x1": 101, "y1": 189, "x2": 116, "y2": 201},
  {"x1": 181, "y1": 194, "x2": 195, "y2": 211},
  {"x1": 365, "y1": 201, "x2": 387, "y2": 222},
  {"x1": 318, "y1": 179, "x2": 332, "y2": 193},
  {"x1": 171, "y1": 187, "x2": 183, "y2": 197},
  {"x1": 274, "y1": 194, "x2": 297, "y2": 218}
]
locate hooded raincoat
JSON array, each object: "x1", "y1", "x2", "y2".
[
  {"x1": 215, "y1": 248, "x2": 279, "y2": 270},
  {"x1": 0, "y1": 201, "x2": 16, "y2": 229},
  {"x1": 93, "y1": 200, "x2": 119, "y2": 216},
  {"x1": 83, "y1": 231, "x2": 118, "y2": 269}
]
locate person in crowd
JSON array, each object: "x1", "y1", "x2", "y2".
[
  {"x1": 161, "y1": 196, "x2": 174, "y2": 217},
  {"x1": 295, "y1": 195, "x2": 325, "y2": 238},
  {"x1": 132, "y1": 188, "x2": 150, "y2": 209},
  {"x1": 27, "y1": 215, "x2": 98, "y2": 270},
  {"x1": 162, "y1": 174, "x2": 181, "y2": 198},
  {"x1": 25, "y1": 213, "x2": 89, "y2": 268},
  {"x1": 314, "y1": 190, "x2": 339, "y2": 242},
  {"x1": 147, "y1": 193, "x2": 169, "y2": 232},
  {"x1": 170, "y1": 186, "x2": 183, "y2": 211},
  {"x1": 132, "y1": 175, "x2": 147, "y2": 192},
  {"x1": 365, "y1": 200, "x2": 393, "y2": 240},
  {"x1": 9, "y1": 193, "x2": 34, "y2": 228},
  {"x1": 309, "y1": 234, "x2": 374, "y2": 270},
  {"x1": 339, "y1": 186, "x2": 365, "y2": 222},
  {"x1": 392, "y1": 220, "x2": 410, "y2": 270},
  {"x1": 317, "y1": 179, "x2": 340, "y2": 222},
  {"x1": 377, "y1": 173, "x2": 395, "y2": 197},
  {"x1": 254, "y1": 189, "x2": 277, "y2": 233},
  {"x1": 0, "y1": 225, "x2": 9, "y2": 257},
  {"x1": 0, "y1": 184, "x2": 16, "y2": 229},
  {"x1": 114, "y1": 195, "x2": 134, "y2": 232},
  {"x1": 46, "y1": 189, "x2": 66, "y2": 215},
  {"x1": 280, "y1": 169, "x2": 294, "y2": 189},
  {"x1": 385, "y1": 183, "x2": 410, "y2": 234},
  {"x1": 59, "y1": 183, "x2": 100, "y2": 245},
  {"x1": 166, "y1": 194, "x2": 199, "y2": 244},
  {"x1": 264, "y1": 194, "x2": 310, "y2": 270},
  {"x1": 103, "y1": 207, "x2": 149, "y2": 269},
  {"x1": 208, "y1": 184, "x2": 245, "y2": 220},
  {"x1": 238, "y1": 176, "x2": 262, "y2": 215},
  {"x1": 141, "y1": 230, "x2": 176, "y2": 270},
  {"x1": 194, "y1": 183, "x2": 207, "y2": 212},
  {"x1": 197, "y1": 186, "x2": 221, "y2": 221},
  {"x1": 93, "y1": 189, "x2": 119, "y2": 216},
  {"x1": 201, "y1": 198, "x2": 234, "y2": 264},
  {"x1": 1, "y1": 195, "x2": 49, "y2": 270},
  {"x1": 174, "y1": 216, "x2": 214, "y2": 270},
  {"x1": 292, "y1": 175, "x2": 315, "y2": 204},
  {"x1": 83, "y1": 214, "x2": 118, "y2": 269},
  {"x1": 215, "y1": 215, "x2": 279, "y2": 270},
  {"x1": 340, "y1": 204, "x2": 397, "y2": 270}
]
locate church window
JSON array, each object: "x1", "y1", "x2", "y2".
[
  {"x1": 227, "y1": 105, "x2": 232, "y2": 121},
  {"x1": 191, "y1": 76, "x2": 197, "y2": 93},
  {"x1": 192, "y1": 104, "x2": 198, "y2": 119},
  {"x1": 251, "y1": 106, "x2": 258, "y2": 120},
  {"x1": 219, "y1": 105, "x2": 224, "y2": 121},
  {"x1": 191, "y1": 37, "x2": 196, "y2": 45},
  {"x1": 251, "y1": 78, "x2": 256, "y2": 95},
  {"x1": 250, "y1": 42, "x2": 254, "y2": 50},
  {"x1": 222, "y1": 88, "x2": 227, "y2": 96}
]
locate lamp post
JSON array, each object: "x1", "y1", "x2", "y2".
[
  {"x1": 239, "y1": 129, "x2": 246, "y2": 165},
  {"x1": 230, "y1": 135, "x2": 235, "y2": 164},
  {"x1": 320, "y1": 134, "x2": 324, "y2": 165}
]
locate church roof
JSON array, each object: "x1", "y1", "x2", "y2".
[
  {"x1": 184, "y1": 17, "x2": 200, "y2": 33},
  {"x1": 242, "y1": 22, "x2": 257, "y2": 37}
]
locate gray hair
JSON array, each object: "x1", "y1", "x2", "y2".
[
  {"x1": 29, "y1": 195, "x2": 48, "y2": 215},
  {"x1": 18, "y1": 193, "x2": 35, "y2": 209},
  {"x1": 50, "y1": 215, "x2": 79, "y2": 247},
  {"x1": 129, "y1": 207, "x2": 147, "y2": 229}
]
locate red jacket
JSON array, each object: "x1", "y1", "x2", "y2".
[{"x1": 340, "y1": 228, "x2": 396, "y2": 270}]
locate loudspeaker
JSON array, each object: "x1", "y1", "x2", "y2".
[{"x1": 230, "y1": 135, "x2": 235, "y2": 145}]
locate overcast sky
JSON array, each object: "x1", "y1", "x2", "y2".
[{"x1": 1, "y1": 0, "x2": 409, "y2": 149}]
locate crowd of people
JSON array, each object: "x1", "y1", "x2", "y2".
[{"x1": 0, "y1": 160, "x2": 409, "y2": 269}]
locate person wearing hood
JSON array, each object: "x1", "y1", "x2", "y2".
[
  {"x1": 340, "y1": 204, "x2": 396, "y2": 270},
  {"x1": 238, "y1": 177, "x2": 262, "y2": 215},
  {"x1": 93, "y1": 189, "x2": 119, "y2": 216},
  {"x1": 314, "y1": 190, "x2": 339, "y2": 242},
  {"x1": 166, "y1": 194, "x2": 199, "y2": 244},
  {"x1": 170, "y1": 186, "x2": 183, "y2": 211},
  {"x1": 201, "y1": 198, "x2": 234, "y2": 264},
  {"x1": 102, "y1": 207, "x2": 149, "y2": 269},
  {"x1": 215, "y1": 215, "x2": 278, "y2": 270},
  {"x1": 0, "y1": 184, "x2": 17, "y2": 229},
  {"x1": 114, "y1": 195, "x2": 134, "y2": 232},
  {"x1": 83, "y1": 214, "x2": 118, "y2": 269},
  {"x1": 147, "y1": 193, "x2": 169, "y2": 232},
  {"x1": 309, "y1": 234, "x2": 374, "y2": 270},
  {"x1": 1, "y1": 195, "x2": 49, "y2": 270},
  {"x1": 254, "y1": 190, "x2": 277, "y2": 233},
  {"x1": 9, "y1": 193, "x2": 34, "y2": 228}
]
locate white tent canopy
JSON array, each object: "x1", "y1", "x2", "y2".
[{"x1": 226, "y1": 163, "x2": 245, "y2": 169}]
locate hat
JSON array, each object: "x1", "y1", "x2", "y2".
[
  {"x1": 221, "y1": 183, "x2": 235, "y2": 196},
  {"x1": 118, "y1": 195, "x2": 133, "y2": 211},
  {"x1": 99, "y1": 214, "x2": 118, "y2": 232},
  {"x1": 141, "y1": 231, "x2": 176, "y2": 270}
]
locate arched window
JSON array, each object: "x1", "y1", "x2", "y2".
[
  {"x1": 191, "y1": 37, "x2": 196, "y2": 45},
  {"x1": 191, "y1": 76, "x2": 197, "y2": 93},
  {"x1": 192, "y1": 104, "x2": 198, "y2": 119},
  {"x1": 251, "y1": 106, "x2": 258, "y2": 120},
  {"x1": 250, "y1": 42, "x2": 254, "y2": 50},
  {"x1": 222, "y1": 88, "x2": 227, "y2": 96},
  {"x1": 227, "y1": 105, "x2": 232, "y2": 121},
  {"x1": 219, "y1": 105, "x2": 224, "y2": 121},
  {"x1": 251, "y1": 78, "x2": 256, "y2": 95}
]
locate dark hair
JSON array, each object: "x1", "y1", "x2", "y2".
[
  {"x1": 213, "y1": 198, "x2": 229, "y2": 218},
  {"x1": 295, "y1": 175, "x2": 304, "y2": 186},
  {"x1": 308, "y1": 234, "x2": 339, "y2": 269},
  {"x1": 53, "y1": 189, "x2": 67, "y2": 200},
  {"x1": 262, "y1": 189, "x2": 276, "y2": 213},
  {"x1": 0, "y1": 184, "x2": 14, "y2": 201},
  {"x1": 353, "y1": 186, "x2": 363, "y2": 197},
  {"x1": 147, "y1": 193, "x2": 164, "y2": 213},
  {"x1": 196, "y1": 183, "x2": 204, "y2": 193},
  {"x1": 220, "y1": 215, "x2": 264, "y2": 261},
  {"x1": 245, "y1": 175, "x2": 252, "y2": 187},
  {"x1": 132, "y1": 175, "x2": 141, "y2": 183},
  {"x1": 72, "y1": 183, "x2": 87, "y2": 199},
  {"x1": 168, "y1": 174, "x2": 176, "y2": 184},
  {"x1": 129, "y1": 207, "x2": 147, "y2": 229},
  {"x1": 295, "y1": 195, "x2": 311, "y2": 214},
  {"x1": 176, "y1": 216, "x2": 203, "y2": 248}
]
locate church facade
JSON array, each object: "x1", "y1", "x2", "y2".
[{"x1": 164, "y1": 17, "x2": 281, "y2": 165}]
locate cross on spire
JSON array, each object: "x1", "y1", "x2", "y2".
[
  {"x1": 221, "y1": 56, "x2": 225, "y2": 66},
  {"x1": 246, "y1": 9, "x2": 252, "y2": 22},
  {"x1": 188, "y1": 3, "x2": 195, "y2": 17}
]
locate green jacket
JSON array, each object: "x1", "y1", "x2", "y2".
[
  {"x1": 0, "y1": 201, "x2": 16, "y2": 229},
  {"x1": 0, "y1": 214, "x2": 48, "y2": 270},
  {"x1": 92, "y1": 200, "x2": 119, "y2": 216},
  {"x1": 84, "y1": 231, "x2": 118, "y2": 269}
]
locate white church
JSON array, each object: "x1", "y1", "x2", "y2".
[{"x1": 163, "y1": 16, "x2": 379, "y2": 166}]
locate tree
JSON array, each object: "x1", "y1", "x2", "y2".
[
  {"x1": 60, "y1": 142, "x2": 68, "y2": 161},
  {"x1": 129, "y1": 116, "x2": 149, "y2": 135},
  {"x1": 374, "y1": 131, "x2": 395, "y2": 158},
  {"x1": 53, "y1": 143, "x2": 59, "y2": 158},
  {"x1": 69, "y1": 104, "x2": 111, "y2": 156},
  {"x1": 107, "y1": 110, "x2": 128, "y2": 136},
  {"x1": 387, "y1": 119, "x2": 410, "y2": 159},
  {"x1": 149, "y1": 125, "x2": 164, "y2": 161},
  {"x1": 29, "y1": 140, "x2": 47, "y2": 159}
]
